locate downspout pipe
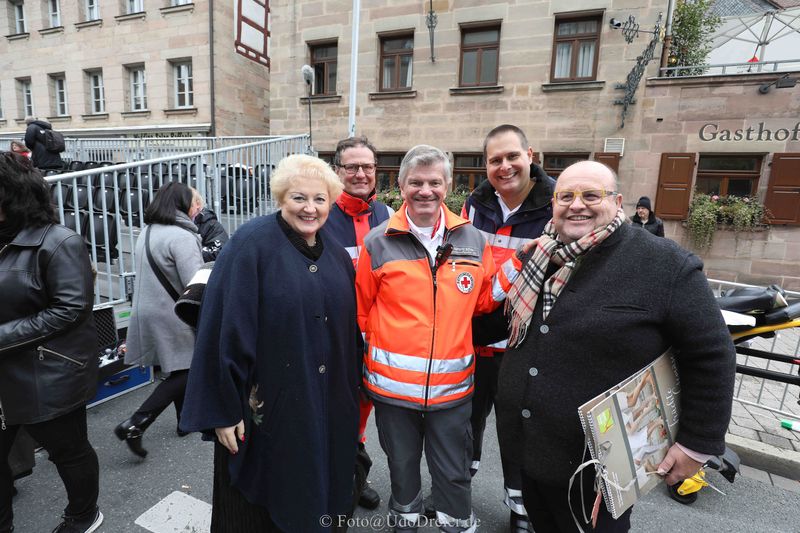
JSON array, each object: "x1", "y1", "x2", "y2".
[
  {"x1": 209, "y1": 0, "x2": 217, "y2": 136},
  {"x1": 660, "y1": 0, "x2": 676, "y2": 72}
]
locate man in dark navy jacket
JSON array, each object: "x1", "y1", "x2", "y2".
[
  {"x1": 325, "y1": 136, "x2": 393, "y2": 510},
  {"x1": 460, "y1": 125, "x2": 555, "y2": 532}
]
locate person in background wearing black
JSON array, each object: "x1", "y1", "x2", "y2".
[
  {"x1": 190, "y1": 188, "x2": 229, "y2": 261},
  {"x1": 24, "y1": 117, "x2": 64, "y2": 171},
  {"x1": 0, "y1": 152, "x2": 103, "y2": 533},
  {"x1": 630, "y1": 196, "x2": 664, "y2": 237}
]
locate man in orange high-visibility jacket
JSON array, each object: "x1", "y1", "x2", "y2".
[{"x1": 356, "y1": 145, "x2": 522, "y2": 533}]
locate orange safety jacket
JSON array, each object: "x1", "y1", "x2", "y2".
[{"x1": 355, "y1": 204, "x2": 521, "y2": 410}]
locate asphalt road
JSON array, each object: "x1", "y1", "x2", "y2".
[{"x1": 10, "y1": 380, "x2": 800, "y2": 532}]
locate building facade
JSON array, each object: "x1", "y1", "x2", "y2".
[
  {"x1": 0, "y1": 0, "x2": 270, "y2": 136},
  {"x1": 268, "y1": 0, "x2": 800, "y2": 287}
]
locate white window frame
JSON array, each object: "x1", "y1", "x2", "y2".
[
  {"x1": 171, "y1": 0, "x2": 191, "y2": 5},
  {"x1": 173, "y1": 62, "x2": 193, "y2": 108},
  {"x1": 48, "y1": 0, "x2": 61, "y2": 27},
  {"x1": 13, "y1": 1, "x2": 27, "y2": 33},
  {"x1": 85, "y1": 0, "x2": 99, "y2": 20},
  {"x1": 127, "y1": 0, "x2": 143, "y2": 13},
  {"x1": 20, "y1": 80, "x2": 34, "y2": 117},
  {"x1": 129, "y1": 67, "x2": 147, "y2": 111},
  {"x1": 88, "y1": 71, "x2": 105, "y2": 114},
  {"x1": 53, "y1": 75, "x2": 68, "y2": 116}
]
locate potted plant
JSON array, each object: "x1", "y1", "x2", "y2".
[{"x1": 686, "y1": 192, "x2": 768, "y2": 249}]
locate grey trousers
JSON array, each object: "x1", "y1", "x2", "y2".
[{"x1": 374, "y1": 400, "x2": 475, "y2": 532}]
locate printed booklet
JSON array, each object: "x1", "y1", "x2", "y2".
[{"x1": 577, "y1": 349, "x2": 680, "y2": 518}]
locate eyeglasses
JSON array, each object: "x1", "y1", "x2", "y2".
[
  {"x1": 338, "y1": 163, "x2": 377, "y2": 175},
  {"x1": 553, "y1": 189, "x2": 618, "y2": 206}
]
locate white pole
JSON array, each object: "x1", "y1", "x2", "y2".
[{"x1": 348, "y1": 0, "x2": 360, "y2": 138}]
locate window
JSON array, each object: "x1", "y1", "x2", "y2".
[
  {"x1": 11, "y1": 1, "x2": 26, "y2": 33},
  {"x1": 17, "y1": 79, "x2": 34, "y2": 117},
  {"x1": 48, "y1": 0, "x2": 61, "y2": 27},
  {"x1": 310, "y1": 42, "x2": 337, "y2": 95},
  {"x1": 86, "y1": 70, "x2": 105, "y2": 113},
  {"x1": 50, "y1": 74, "x2": 68, "y2": 116},
  {"x1": 453, "y1": 154, "x2": 486, "y2": 191},
  {"x1": 128, "y1": 66, "x2": 147, "y2": 110},
  {"x1": 376, "y1": 153, "x2": 404, "y2": 191},
  {"x1": 551, "y1": 12, "x2": 602, "y2": 82},
  {"x1": 85, "y1": 0, "x2": 99, "y2": 20},
  {"x1": 172, "y1": 61, "x2": 193, "y2": 108},
  {"x1": 695, "y1": 155, "x2": 762, "y2": 197},
  {"x1": 379, "y1": 34, "x2": 413, "y2": 91},
  {"x1": 171, "y1": 0, "x2": 191, "y2": 5},
  {"x1": 126, "y1": 0, "x2": 143, "y2": 13},
  {"x1": 459, "y1": 25, "x2": 500, "y2": 87},
  {"x1": 543, "y1": 152, "x2": 590, "y2": 178}
]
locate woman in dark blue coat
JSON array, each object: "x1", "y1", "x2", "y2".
[{"x1": 180, "y1": 154, "x2": 360, "y2": 532}]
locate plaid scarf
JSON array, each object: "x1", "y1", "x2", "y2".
[{"x1": 506, "y1": 208, "x2": 627, "y2": 347}]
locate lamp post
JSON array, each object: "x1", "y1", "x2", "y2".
[{"x1": 301, "y1": 64, "x2": 314, "y2": 154}]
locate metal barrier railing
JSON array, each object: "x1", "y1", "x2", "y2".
[
  {"x1": 708, "y1": 278, "x2": 800, "y2": 419},
  {"x1": 0, "y1": 136, "x2": 287, "y2": 163},
  {"x1": 659, "y1": 59, "x2": 800, "y2": 77},
  {"x1": 46, "y1": 134, "x2": 309, "y2": 308}
]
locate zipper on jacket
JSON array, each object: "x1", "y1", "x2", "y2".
[
  {"x1": 37, "y1": 346, "x2": 86, "y2": 367},
  {"x1": 420, "y1": 230, "x2": 451, "y2": 408},
  {"x1": 0, "y1": 397, "x2": 6, "y2": 430}
]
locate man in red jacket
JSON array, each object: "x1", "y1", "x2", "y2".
[{"x1": 326, "y1": 136, "x2": 393, "y2": 510}]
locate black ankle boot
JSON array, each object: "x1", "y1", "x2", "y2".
[{"x1": 114, "y1": 413, "x2": 156, "y2": 458}]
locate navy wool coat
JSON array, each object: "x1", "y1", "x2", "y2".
[{"x1": 180, "y1": 213, "x2": 360, "y2": 532}]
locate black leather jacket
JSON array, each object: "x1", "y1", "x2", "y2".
[{"x1": 0, "y1": 224, "x2": 98, "y2": 426}]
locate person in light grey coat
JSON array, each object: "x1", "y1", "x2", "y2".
[{"x1": 114, "y1": 182, "x2": 204, "y2": 459}]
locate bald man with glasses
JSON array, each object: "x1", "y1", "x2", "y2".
[{"x1": 493, "y1": 160, "x2": 735, "y2": 532}]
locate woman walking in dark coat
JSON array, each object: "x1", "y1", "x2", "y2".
[
  {"x1": 180, "y1": 154, "x2": 361, "y2": 532},
  {"x1": 0, "y1": 153, "x2": 102, "y2": 533},
  {"x1": 114, "y1": 182, "x2": 204, "y2": 458}
]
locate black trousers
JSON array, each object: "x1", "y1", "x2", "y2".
[
  {"x1": 470, "y1": 353, "x2": 523, "y2": 491},
  {"x1": 136, "y1": 369, "x2": 189, "y2": 421},
  {"x1": 0, "y1": 407, "x2": 99, "y2": 532},
  {"x1": 521, "y1": 472, "x2": 632, "y2": 533}
]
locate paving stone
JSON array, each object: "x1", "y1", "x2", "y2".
[
  {"x1": 769, "y1": 473, "x2": 800, "y2": 493},
  {"x1": 740, "y1": 464, "x2": 772, "y2": 484},
  {"x1": 727, "y1": 425, "x2": 759, "y2": 440},
  {"x1": 732, "y1": 415, "x2": 766, "y2": 431},
  {"x1": 793, "y1": 440, "x2": 800, "y2": 453},
  {"x1": 759, "y1": 431, "x2": 794, "y2": 450}
]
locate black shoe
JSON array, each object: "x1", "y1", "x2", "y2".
[
  {"x1": 51, "y1": 508, "x2": 103, "y2": 533},
  {"x1": 176, "y1": 427, "x2": 190, "y2": 437},
  {"x1": 510, "y1": 511, "x2": 533, "y2": 533},
  {"x1": 358, "y1": 484, "x2": 380, "y2": 510},
  {"x1": 12, "y1": 469, "x2": 32, "y2": 481},
  {"x1": 114, "y1": 413, "x2": 156, "y2": 458},
  {"x1": 423, "y1": 493, "x2": 436, "y2": 519}
]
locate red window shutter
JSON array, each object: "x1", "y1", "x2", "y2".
[
  {"x1": 765, "y1": 153, "x2": 800, "y2": 225},
  {"x1": 655, "y1": 153, "x2": 696, "y2": 220},
  {"x1": 593, "y1": 152, "x2": 620, "y2": 174}
]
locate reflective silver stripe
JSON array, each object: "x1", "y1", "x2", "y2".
[
  {"x1": 365, "y1": 368, "x2": 474, "y2": 401},
  {"x1": 467, "y1": 205, "x2": 476, "y2": 222},
  {"x1": 345, "y1": 245, "x2": 360, "y2": 260},
  {"x1": 487, "y1": 339, "x2": 508, "y2": 349},
  {"x1": 366, "y1": 370, "x2": 425, "y2": 399},
  {"x1": 502, "y1": 258, "x2": 520, "y2": 284},
  {"x1": 372, "y1": 346, "x2": 474, "y2": 375},
  {"x1": 477, "y1": 229, "x2": 533, "y2": 251},
  {"x1": 491, "y1": 258, "x2": 520, "y2": 301}
]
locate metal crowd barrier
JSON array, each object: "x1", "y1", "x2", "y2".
[
  {"x1": 45, "y1": 134, "x2": 309, "y2": 309},
  {"x1": 708, "y1": 278, "x2": 800, "y2": 419}
]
